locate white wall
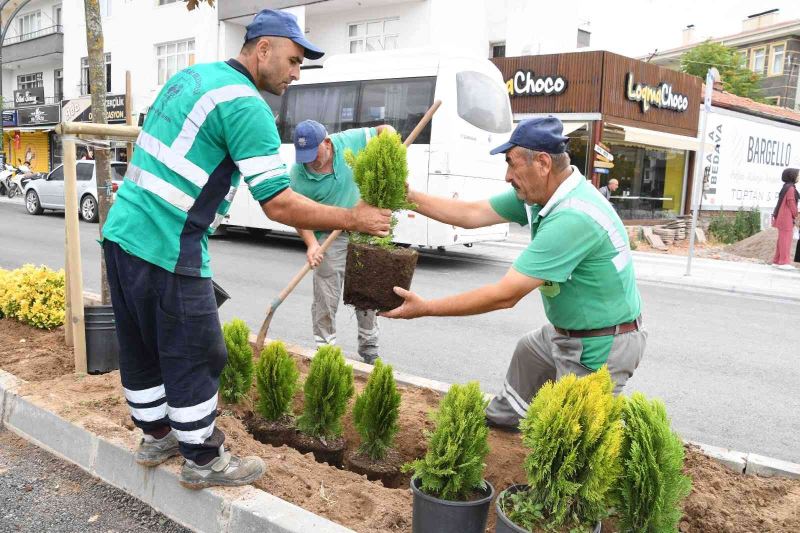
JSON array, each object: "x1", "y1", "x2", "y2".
[
  {"x1": 503, "y1": 0, "x2": 580, "y2": 56},
  {"x1": 62, "y1": 0, "x2": 218, "y2": 114}
]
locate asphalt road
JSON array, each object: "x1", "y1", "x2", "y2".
[{"x1": 0, "y1": 200, "x2": 798, "y2": 463}]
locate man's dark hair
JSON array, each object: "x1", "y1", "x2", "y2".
[{"x1": 781, "y1": 168, "x2": 798, "y2": 183}]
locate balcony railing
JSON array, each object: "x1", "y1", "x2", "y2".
[{"x1": 3, "y1": 25, "x2": 63, "y2": 46}]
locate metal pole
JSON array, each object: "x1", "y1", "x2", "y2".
[
  {"x1": 686, "y1": 69, "x2": 717, "y2": 277},
  {"x1": 63, "y1": 138, "x2": 87, "y2": 373}
]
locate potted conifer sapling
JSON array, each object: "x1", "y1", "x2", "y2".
[
  {"x1": 495, "y1": 367, "x2": 623, "y2": 533},
  {"x1": 246, "y1": 340, "x2": 300, "y2": 448},
  {"x1": 403, "y1": 381, "x2": 494, "y2": 533},
  {"x1": 345, "y1": 358, "x2": 403, "y2": 487},
  {"x1": 294, "y1": 345, "x2": 354, "y2": 467},
  {"x1": 343, "y1": 130, "x2": 418, "y2": 311},
  {"x1": 219, "y1": 318, "x2": 254, "y2": 404}
]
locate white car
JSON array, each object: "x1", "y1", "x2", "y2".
[{"x1": 24, "y1": 161, "x2": 127, "y2": 222}]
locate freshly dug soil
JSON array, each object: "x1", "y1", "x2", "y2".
[
  {"x1": 345, "y1": 448, "x2": 404, "y2": 488},
  {"x1": 725, "y1": 227, "x2": 800, "y2": 265},
  {"x1": 2, "y1": 318, "x2": 799, "y2": 533},
  {"x1": 291, "y1": 431, "x2": 347, "y2": 468},
  {"x1": 343, "y1": 242, "x2": 418, "y2": 311},
  {"x1": 244, "y1": 413, "x2": 296, "y2": 448}
]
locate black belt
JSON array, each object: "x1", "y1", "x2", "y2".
[{"x1": 555, "y1": 317, "x2": 641, "y2": 338}]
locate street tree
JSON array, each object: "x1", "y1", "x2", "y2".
[{"x1": 680, "y1": 41, "x2": 763, "y2": 101}]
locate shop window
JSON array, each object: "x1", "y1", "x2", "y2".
[
  {"x1": 348, "y1": 18, "x2": 399, "y2": 53},
  {"x1": 17, "y1": 72, "x2": 43, "y2": 91},
  {"x1": 156, "y1": 39, "x2": 196, "y2": 85},
  {"x1": 81, "y1": 53, "x2": 112, "y2": 95},
  {"x1": 769, "y1": 44, "x2": 785, "y2": 76},
  {"x1": 750, "y1": 47, "x2": 766, "y2": 74},
  {"x1": 456, "y1": 71, "x2": 512, "y2": 134}
]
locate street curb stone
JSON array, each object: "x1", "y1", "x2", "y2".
[
  {"x1": 746, "y1": 453, "x2": 800, "y2": 479},
  {"x1": 685, "y1": 440, "x2": 747, "y2": 474}
]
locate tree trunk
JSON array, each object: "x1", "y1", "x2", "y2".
[{"x1": 84, "y1": 0, "x2": 113, "y2": 305}]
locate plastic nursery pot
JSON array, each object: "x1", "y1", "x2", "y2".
[
  {"x1": 410, "y1": 476, "x2": 495, "y2": 533},
  {"x1": 343, "y1": 242, "x2": 418, "y2": 311},
  {"x1": 84, "y1": 305, "x2": 120, "y2": 375},
  {"x1": 495, "y1": 484, "x2": 602, "y2": 533}
]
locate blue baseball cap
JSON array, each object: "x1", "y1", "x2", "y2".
[
  {"x1": 294, "y1": 120, "x2": 328, "y2": 164},
  {"x1": 490, "y1": 116, "x2": 570, "y2": 156},
  {"x1": 245, "y1": 9, "x2": 324, "y2": 60}
]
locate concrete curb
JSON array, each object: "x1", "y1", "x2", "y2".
[
  {"x1": 0, "y1": 370, "x2": 354, "y2": 533},
  {"x1": 635, "y1": 275, "x2": 800, "y2": 303}
]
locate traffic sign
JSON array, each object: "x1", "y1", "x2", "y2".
[{"x1": 594, "y1": 144, "x2": 613, "y2": 162}]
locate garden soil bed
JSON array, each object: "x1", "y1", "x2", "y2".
[{"x1": 1, "y1": 317, "x2": 799, "y2": 532}]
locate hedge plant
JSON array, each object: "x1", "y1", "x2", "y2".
[
  {"x1": 501, "y1": 367, "x2": 623, "y2": 530},
  {"x1": 297, "y1": 345, "x2": 354, "y2": 439},
  {"x1": 254, "y1": 340, "x2": 299, "y2": 422},
  {"x1": 0, "y1": 265, "x2": 65, "y2": 329},
  {"x1": 402, "y1": 381, "x2": 489, "y2": 501},
  {"x1": 615, "y1": 393, "x2": 692, "y2": 533},
  {"x1": 219, "y1": 319, "x2": 254, "y2": 404},
  {"x1": 352, "y1": 358, "x2": 401, "y2": 460}
]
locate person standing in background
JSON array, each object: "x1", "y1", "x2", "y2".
[{"x1": 771, "y1": 168, "x2": 798, "y2": 270}]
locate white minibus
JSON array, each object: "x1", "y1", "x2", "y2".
[{"x1": 221, "y1": 49, "x2": 513, "y2": 248}]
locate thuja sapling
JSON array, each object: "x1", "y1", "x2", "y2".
[
  {"x1": 219, "y1": 319, "x2": 254, "y2": 404},
  {"x1": 296, "y1": 345, "x2": 355, "y2": 439},
  {"x1": 352, "y1": 359, "x2": 401, "y2": 461},
  {"x1": 254, "y1": 341, "x2": 299, "y2": 422}
]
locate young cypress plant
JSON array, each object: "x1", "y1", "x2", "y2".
[
  {"x1": 254, "y1": 341, "x2": 299, "y2": 422},
  {"x1": 352, "y1": 359, "x2": 401, "y2": 461},
  {"x1": 503, "y1": 367, "x2": 623, "y2": 530},
  {"x1": 402, "y1": 381, "x2": 490, "y2": 501},
  {"x1": 615, "y1": 393, "x2": 692, "y2": 533},
  {"x1": 296, "y1": 345, "x2": 355, "y2": 439},
  {"x1": 219, "y1": 319, "x2": 254, "y2": 404}
]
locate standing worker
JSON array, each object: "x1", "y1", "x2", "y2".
[
  {"x1": 382, "y1": 117, "x2": 646, "y2": 430},
  {"x1": 291, "y1": 120, "x2": 396, "y2": 364},
  {"x1": 101, "y1": 9, "x2": 391, "y2": 489}
]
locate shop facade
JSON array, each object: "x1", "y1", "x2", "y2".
[
  {"x1": 61, "y1": 93, "x2": 129, "y2": 161},
  {"x1": 2, "y1": 86, "x2": 62, "y2": 173},
  {"x1": 492, "y1": 51, "x2": 703, "y2": 221}
]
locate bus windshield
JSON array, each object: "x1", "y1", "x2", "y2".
[{"x1": 456, "y1": 71, "x2": 512, "y2": 134}]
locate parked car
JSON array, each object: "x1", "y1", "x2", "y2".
[{"x1": 24, "y1": 161, "x2": 127, "y2": 222}]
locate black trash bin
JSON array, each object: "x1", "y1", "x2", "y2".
[{"x1": 84, "y1": 305, "x2": 120, "y2": 374}]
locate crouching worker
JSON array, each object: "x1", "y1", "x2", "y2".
[
  {"x1": 101, "y1": 9, "x2": 390, "y2": 489},
  {"x1": 382, "y1": 117, "x2": 646, "y2": 430}
]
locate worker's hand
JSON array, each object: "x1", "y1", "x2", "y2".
[
  {"x1": 348, "y1": 201, "x2": 391, "y2": 237},
  {"x1": 306, "y1": 242, "x2": 324, "y2": 269},
  {"x1": 380, "y1": 287, "x2": 429, "y2": 319}
]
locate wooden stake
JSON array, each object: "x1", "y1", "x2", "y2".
[
  {"x1": 64, "y1": 237, "x2": 73, "y2": 348},
  {"x1": 125, "y1": 71, "x2": 134, "y2": 160},
  {"x1": 63, "y1": 139, "x2": 87, "y2": 374}
]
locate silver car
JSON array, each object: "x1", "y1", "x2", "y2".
[{"x1": 24, "y1": 161, "x2": 127, "y2": 222}]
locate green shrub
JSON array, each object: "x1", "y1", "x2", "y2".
[
  {"x1": 219, "y1": 319, "x2": 254, "y2": 404},
  {"x1": 615, "y1": 393, "x2": 692, "y2": 533},
  {"x1": 0, "y1": 265, "x2": 65, "y2": 329},
  {"x1": 296, "y1": 345, "x2": 354, "y2": 439},
  {"x1": 504, "y1": 367, "x2": 623, "y2": 530},
  {"x1": 254, "y1": 341, "x2": 299, "y2": 422},
  {"x1": 402, "y1": 381, "x2": 489, "y2": 501},
  {"x1": 708, "y1": 207, "x2": 761, "y2": 244},
  {"x1": 353, "y1": 359, "x2": 401, "y2": 460}
]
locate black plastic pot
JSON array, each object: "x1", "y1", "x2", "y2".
[
  {"x1": 410, "y1": 476, "x2": 495, "y2": 533},
  {"x1": 495, "y1": 484, "x2": 602, "y2": 533},
  {"x1": 212, "y1": 280, "x2": 230, "y2": 308},
  {"x1": 84, "y1": 305, "x2": 120, "y2": 375}
]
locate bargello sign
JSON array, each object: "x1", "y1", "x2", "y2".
[
  {"x1": 625, "y1": 72, "x2": 689, "y2": 113},
  {"x1": 506, "y1": 70, "x2": 567, "y2": 97}
]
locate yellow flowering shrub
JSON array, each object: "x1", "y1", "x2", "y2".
[{"x1": 0, "y1": 265, "x2": 65, "y2": 329}]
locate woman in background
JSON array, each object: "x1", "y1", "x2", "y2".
[{"x1": 771, "y1": 167, "x2": 799, "y2": 270}]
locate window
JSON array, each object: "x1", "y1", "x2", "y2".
[
  {"x1": 158, "y1": 0, "x2": 179, "y2": 4},
  {"x1": 577, "y1": 29, "x2": 591, "y2": 48},
  {"x1": 769, "y1": 44, "x2": 785, "y2": 76},
  {"x1": 80, "y1": 53, "x2": 112, "y2": 95},
  {"x1": 736, "y1": 50, "x2": 748, "y2": 68},
  {"x1": 348, "y1": 18, "x2": 399, "y2": 53},
  {"x1": 751, "y1": 47, "x2": 766, "y2": 73},
  {"x1": 357, "y1": 78, "x2": 436, "y2": 142},
  {"x1": 111, "y1": 163, "x2": 128, "y2": 180},
  {"x1": 280, "y1": 83, "x2": 359, "y2": 142},
  {"x1": 53, "y1": 5, "x2": 62, "y2": 27},
  {"x1": 54, "y1": 69, "x2": 63, "y2": 102},
  {"x1": 156, "y1": 39, "x2": 195, "y2": 85},
  {"x1": 490, "y1": 42, "x2": 506, "y2": 58},
  {"x1": 456, "y1": 71, "x2": 512, "y2": 134},
  {"x1": 48, "y1": 165, "x2": 64, "y2": 182},
  {"x1": 18, "y1": 72, "x2": 43, "y2": 91},
  {"x1": 77, "y1": 163, "x2": 94, "y2": 181},
  {"x1": 100, "y1": 0, "x2": 111, "y2": 17},
  {"x1": 17, "y1": 11, "x2": 42, "y2": 38}
]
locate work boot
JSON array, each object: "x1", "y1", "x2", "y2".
[
  {"x1": 179, "y1": 446, "x2": 266, "y2": 490},
  {"x1": 360, "y1": 353, "x2": 378, "y2": 365},
  {"x1": 135, "y1": 431, "x2": 180, "y2": 466}
]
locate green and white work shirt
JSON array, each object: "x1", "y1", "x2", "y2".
[
  {"x1": 289, "y1": 127, "x2": 376, "y2": 240},
  {"x1": 489, "y1": 168, "x2": 642, "y2": 369},
  {"x1": 103, "y1": 60, "x2": 289, "y2": 277}
]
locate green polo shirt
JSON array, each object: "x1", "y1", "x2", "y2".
[
  {"x1": 290, "y1": 127, "x2": 376, "y2": 239},
  {"x1": 489, "y1": 169, "x2": 642, "y2": 370}
]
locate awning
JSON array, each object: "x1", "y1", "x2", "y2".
[
  {"x1": 608, "y1": 123, "x2": 713, "y2": 152},
  {"x1": 562, "y1": 121, "x2": 589, "y2": 136}
]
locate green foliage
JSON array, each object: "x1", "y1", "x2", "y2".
[
  {"x1": 615, "y1": 393, "x2": 692, "y2": 533},
  {"x1": 297, "y1": 345, "x2": 355, "y2": 439},
  {"x1": 0, "y1": 265, "x2": 65, "y2": 329},
  {"x1": 353, "y1": 359, "x2": 401, "y2": 460},
  {"x1": 254, "y1": 341, "x2": 299, "y2": 421},
  {"x1": 402, "y1": 382, "x2": 489, "y2": 501},
  {"x1": 680, "y1": 41, "x2": 763, "y2": 101},
  {"x1": 707, "y1": 207, "x2": 761, "y2": 244},
  {"x1": 219, "y1": 319, "x2": 254, "y2": 404},
  {"x1": 511, "y1": 367, "x2": 623, "y2": 530}
]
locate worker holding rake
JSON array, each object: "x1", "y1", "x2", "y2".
[
  {"x1": 383, "y1": 117, "x2": 646, "y2": 431},
  {"x1": 101, "y1": 9, "x2": 390, "y2": 489}
]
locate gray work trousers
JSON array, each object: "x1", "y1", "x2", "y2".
[
  {"x1": 312, "y1": 233, "x2": 379, "y2": 363},
  {"x1": 485, "y1": 321, "x2": 647, "y2": 428}
]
